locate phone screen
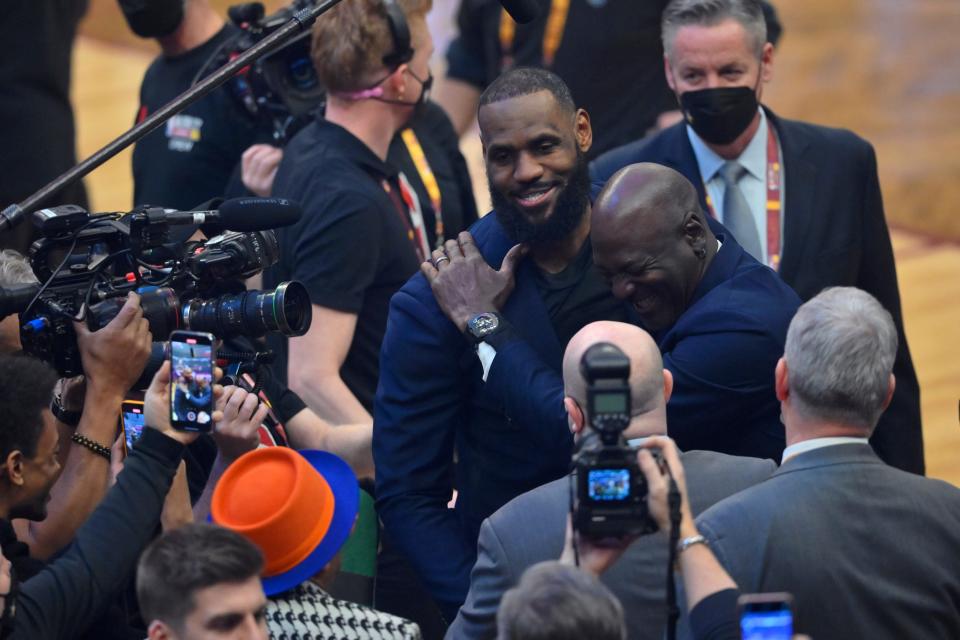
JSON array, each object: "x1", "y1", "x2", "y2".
[
  {"x1": 120, "y1": 400, "x2": 146, "y2": 452},
  {"x1": 739, "y1": 594, "x2": 793, "y2": 640},
  {"x1": 170, "y1": 332, "x2": 215, "y2": 432}
]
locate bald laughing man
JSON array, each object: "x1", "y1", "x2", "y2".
[{"x1": 428, "y1": 163, "x2": 801, "y2": 462}]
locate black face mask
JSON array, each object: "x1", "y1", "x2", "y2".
[
  {"x1": 679, "y1": 86, "x2": 759, "y2": 145},
  {"x1": 404, "y1": 69, "x2": 433, "y2": 121},
  {"x1": 118, "y1": 0, "x2": 185, "y2": 39}
]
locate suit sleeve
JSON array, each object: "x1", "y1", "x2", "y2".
[
  {"x1": 374, "y1": 286, "x2": 478, "y2": 621},
  {"x1": 446, "y1": 518, "x2": 514, "y2": 640},
  {"x1": 662, "y1": 320, "x2": 784, "y2": 458},
  {"x1": 483, "y1": 334, "x2": 572, "y2": 456},
  {"x1": 15, "y1": 429, "x2": 184, "y2": 639},
  {"x1": 855, "y1": 143, "x2": 924, "y2": 474}
]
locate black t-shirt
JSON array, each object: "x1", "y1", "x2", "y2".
[
  {"x1": 264, "y1": 118, "x2": 422, "y2": 411},
  {"x1": 388, "y1": 102, "x2": 479, "y2": 247},
  {"x1": 447, "y1": 0, "x2": 675, "y2": 158},
  {"x1": 0, "y1": 0, "x2": 89, "y2": 254},
  {"x1": 131, "y1": 24, "x2": 270, "y2": 210},
  {"x1": 534, "y1": 237, "x2": 628, "y2": 350}
]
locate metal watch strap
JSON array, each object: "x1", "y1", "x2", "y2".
[{"x1": 676, "y1": 534, "x2": 708, "y2": 556}]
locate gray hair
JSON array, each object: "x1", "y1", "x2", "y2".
[
  {"x1": 496, "y1": 561, "x2": 626, "y2": 640},
  {"x1": 662, "y1": 0, "x2": 767, "y2": 60},
  {"x1": 784, "y1": 287, "x2": 897, "y2": 432},
  {"x1": 0, "y1": 250, "x2": 38, "y2": 286}
]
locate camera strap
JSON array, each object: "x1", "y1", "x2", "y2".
[
  {"x1": 567, "y1": 471, "x2": 581, "y2": 567},
  {"x1": 665, "y1": 472, "x2": 682, "y2": 640}
]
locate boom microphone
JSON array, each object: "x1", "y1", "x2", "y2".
[
  {"x1": 159, "y1": 197, "x2": 302, "y2": 232},
  {"x1": 499, "y1": 0, "x2": 541, "y2": 24}
]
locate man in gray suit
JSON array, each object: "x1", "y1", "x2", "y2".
[
  {"x1": 446, "y1": 320, "x2": 776, "y2": 640},
  {"x1": 693, "y1": 287, "x2": 960, "y2": 640}
]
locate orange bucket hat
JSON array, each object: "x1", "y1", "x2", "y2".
[{"x1": 211, "y1": 447, "x2": 358, "y2": 595}]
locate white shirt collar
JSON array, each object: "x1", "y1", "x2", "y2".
[
  {"x1": 686, "y1": 107, "x2": 767, "y2": 183},
  {"x1": 781, "y1": 437, "x2": 870, "y2": 464}
]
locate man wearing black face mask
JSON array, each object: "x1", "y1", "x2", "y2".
[{"x1": 590, "y1": 0, "x2": 924, "y2": 476}]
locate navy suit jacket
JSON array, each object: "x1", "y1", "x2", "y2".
[
  {"x1": 484, "y1": 226, "x2": 798, "y2": 460},
  {"x1": 374, "y1": 213, "x2": 632, "y2": 621},
  {"x1": 591, "y1": 109, "x2": 924, "y2": 473}
]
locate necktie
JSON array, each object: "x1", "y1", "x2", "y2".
[{"x1": 718, "y1": 161, "x2": 763, "y2": 261}]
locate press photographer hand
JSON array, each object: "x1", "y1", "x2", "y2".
[
  {"x1": 560, "y1": 512, "x2": 639, "y2": 577},
  {"x1": 213, "y1": 385, "x2": 270, "y2": 462},
  {"x1": 75, "y1": 291, "x2": 152, "y2": 398},
  {"x1": 638, "y1": 436, "x2": 695, "y2": 537},
  {"x1": 421, "y1": 231, "x2": 527, "y2": 332},
  {"x1": 144, "y1": 360, "x2": 224, "y2": 446}
]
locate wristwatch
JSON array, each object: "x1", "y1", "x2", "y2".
[
  {"x1": 465, "y1": 312, "x2": 504, "y2": 344},
  {"x1": 51, "y1": 392, "x2": 82, "y2": 428}
]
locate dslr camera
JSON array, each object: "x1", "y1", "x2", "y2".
[{"x1": 573, "y1": 342, "x2": 659, "y2": 539}]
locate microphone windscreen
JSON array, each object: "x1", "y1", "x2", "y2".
[
  {"x1": 217, "y1": 197, "x2": 303, "y2": 231},
  {"x1": 498, "y1": 0, "x2": 541, "y2": 24}
]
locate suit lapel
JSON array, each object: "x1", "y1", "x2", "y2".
[{"x1": 769, "y1": 111, "x2": 817, "y2": 283}]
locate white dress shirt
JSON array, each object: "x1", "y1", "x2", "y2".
[
  {"x1": 687, "y1": 108, "x2": 785, "y2": 264},
  {"x1": 781, "y1": 437, "x2": 870, "y2": 464}
]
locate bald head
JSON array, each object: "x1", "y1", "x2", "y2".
[
  {"x1": 563, "y1": 322, "x2": 668, "y2": 437},
  {"x1": 590, "y1": 163, "x2": 716, "y2": 335},
  {"x1": 595, "y1": 163, "x2": 703, "y2": 231}
]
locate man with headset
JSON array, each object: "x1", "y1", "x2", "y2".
[
  {"x1": 265, "y1": 0, "x2": 434, "y2": 427},
  {"x1": 262, "y1": 1, "x2": 447, "y2": 634}
]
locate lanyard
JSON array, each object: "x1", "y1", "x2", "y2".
[
  {"x1": 499, "y1": 0, "x2": 571, "y2": 69},
  {"x1": 704, "y1": 125, "x2": 783, "y2": 270},
  {"x1": 381, "y1": 174, "x2": 431, "y2": 262},
  {"x1": 400, "y1": 128, "x2": 445, "y2": 245}
]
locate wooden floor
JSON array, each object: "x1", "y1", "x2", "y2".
[{"x1": 71, "y1": 0, "x2": 958, "y2": 485}]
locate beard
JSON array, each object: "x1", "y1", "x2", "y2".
[{"x1": 490, "y1": 150, "x2": 592, "y2": 246}]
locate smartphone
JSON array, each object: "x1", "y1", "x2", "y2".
[
  {"x1": 169, "y1": 330, "x2": 216, "y2": 432},
  {"x1": 738, "y1": 592, "x2": 794, "y2": 640},
  {"x1": 119, "y1": 399, "x2": 146, "y2": 454}
]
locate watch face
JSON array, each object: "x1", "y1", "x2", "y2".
[{"x1": 470, "y1": 312, "x2": 499, "y2": 337}]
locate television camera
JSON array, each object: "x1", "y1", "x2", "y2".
[{"x1": 0, "y1": 199, "x2": 310, "y2": 379}]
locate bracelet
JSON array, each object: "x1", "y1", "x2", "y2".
[
  {"x1": 676, "y1": 534, "x2": 709, "y2": 556},
  {"x1": 51, "y1": 394, "x2": 82, "y2": 428},
  {"x1": 70, "y1": 433, "x2": 111, "y2": 461}
]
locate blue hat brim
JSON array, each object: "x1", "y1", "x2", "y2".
[{"x1": 259, "y1": 449, "x2": 359, "y2": 596}]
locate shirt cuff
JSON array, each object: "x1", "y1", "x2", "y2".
[{"x1": 477, "y1": 342, "x2": 497, "y2": 382}]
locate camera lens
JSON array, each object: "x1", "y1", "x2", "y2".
[
  {"x1": 183, "y1": 280, "x2": 311, "y2": 338},
  {"x1": 287, "y1": 54, "x2": 317, "y2": 92},
  {"x1": 87, "y1": 287, "x2": 180, "y2": 338}
]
